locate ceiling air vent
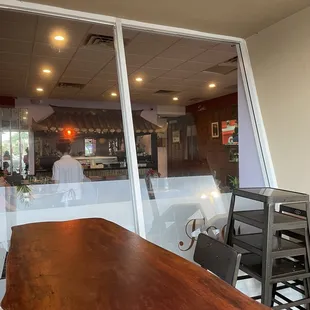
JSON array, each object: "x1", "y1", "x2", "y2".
[
  {"x1": 223, "y1": 56, "x2": 238, "y2": 65},
  {"x1": 84, "y1": 34, "x2": 114, "y2": 48},
  {"x1": 203, "y1": 56, "x2": 238, "y2": 75},
  {"x1": 84, "y1": 34, "x2": 130, "y2": 49},
  {"x1": 57, "y1": 82, "x2": 85, "y2": 90},
  {"x1": 154, "y1": 90, "x2": 178, "y2": 95}
]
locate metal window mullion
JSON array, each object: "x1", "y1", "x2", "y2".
[
  {"x1": 114, "y1": 19, "x2": 146, "y2": 238},
  {"x1": 9, "y1": 109, "x2": 13, "y2": 174}
]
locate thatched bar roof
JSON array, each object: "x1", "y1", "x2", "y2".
[{"x1": 32, "y1": 107, "x2": 163, "y2": 134}]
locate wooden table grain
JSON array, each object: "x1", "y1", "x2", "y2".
[{"x1": 1, "y1": 218, "x2": 269, "y2": 310}]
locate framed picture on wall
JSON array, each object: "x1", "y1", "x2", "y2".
[
  {"x1": 211, "y1": 122, "x2": 219, "y2": 138},
  {"x1": 172, "y1": 130, "x2": 180, "y2": 143}
]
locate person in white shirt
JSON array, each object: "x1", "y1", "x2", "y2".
[{"x1": 52, "y1": 142, "x2": 84, "y2": 203}]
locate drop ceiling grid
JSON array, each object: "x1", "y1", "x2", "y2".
[{"x1": 0, "y1": 9, "x2": 237, "y2": 105}]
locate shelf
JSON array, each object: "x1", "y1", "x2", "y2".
[
  {"x1": 233, "y1": 187, "x2": 309, "y2": 204},
  {"x1": 239, "y1": 253, "x2": 309, "y2": 283},
  {"x1": 232, "y1": 233, "x2": 306, "y2": 259},
  {"x1": 281, "y1": 229, "x2": 305, "y2": 242},
  {"x1": 233, "y1": 210, "x2": 307, "y2": 230}
]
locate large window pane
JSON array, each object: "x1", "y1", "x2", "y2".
[
  {"x1": 123, "y1": 28, "x2": 264, "y2": 262},
  {"x1": 0, "y1": 10, "x2": 138, "y2": 254}
]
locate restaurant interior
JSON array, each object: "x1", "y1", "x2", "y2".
[
  {"x1": 0, "y1": 9, "x2": 239, "y2": 189},
  {"x1": 1, "y1": 7, "x2": 309, "y2": 310}
]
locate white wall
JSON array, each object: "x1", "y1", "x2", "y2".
[
  {"x1": 238, "y1": 67, "x2": 265, "y2": 187},
  {"x1": 247, "y1": 7, "x2": 310, "y2": 194}
]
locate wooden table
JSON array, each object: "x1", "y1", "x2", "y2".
[{"x1": 1, "y1": 218, "x2": 268, "y2": 310}]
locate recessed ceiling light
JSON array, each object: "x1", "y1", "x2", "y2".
[
  {"x1": 111, "y1": 92, "x2": 117, "y2": 97},
  {"x1": 135, "y1": 77, "x2": 143, "y2": 82},
  {"x1": 209, "y1": 83, "x2": 216, "y2": 88},
  {"x1": 42, "y1": 68, "x2": 52, "y2": 74},
  {"x1": 22, "y1": 116, "x2": 27, "y2": 120},
  {"x1": 173, "y1": 97, "x2": 179, "y2": 101},
  {"x1": 36, "y1": 87, "x2": 44, "y2": 92},
  {"x1": 54, "y1": 35, "x2": 65, "y2": 41}
]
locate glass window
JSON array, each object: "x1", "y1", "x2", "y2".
[
  {"x1": 123, "y1": 28, "x2": 263, "y2": 263},
  {"x1": 0, "y1": 10, "x2": 138, "y2": 252}
]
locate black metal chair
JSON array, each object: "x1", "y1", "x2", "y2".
[{"x1": 194, "y1": 233, "x2": 242, "y2": 287}]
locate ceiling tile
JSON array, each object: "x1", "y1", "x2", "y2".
[
  {"x1": 133, "y1": 32, "x2": 179, "y2": 45},
  {"x1": 35, "y1": 16, "x2": 90, "y2": 46},
  {"x1": 130, "y1": 68, "x2": 169, "y2": 80},
  {"x1": 144, "y1": 57, "x2": 184, "y2": 70},
  {"x1": 89, "y1": 75, "x2": 117, "y2": 88},
  {"x1": 162, "y1": 70, "x2": 194, "y2": 79},
  {"x1": 66, "y1": 59, "x2": 102, "y2": 72},
  {"x1": 0, "y1": 52, "x2": 31, "y2": 66},
  {"x1": 59, "y1": 76, "x2": 91, "y2": 85},
  {"x1": 92, "y1": 72, "x2": 118, "y2": 82},
  {"x1": 125, "y1": 54, "x2": 153, "y2": 66},
  {"x1": 79, "y1": 84, "x2": 107, "y2": 95},
  {"x1": 0, "y1": 21, "x2": 36, "y2": 42},
  {"x1": 25, "y1": 82, "x2": 56, "y2": 97},
  {"x1": 0, "y1": 10, "x2": 36, "y2": 24},
  {"x1": 73, "y1": 48, "x2": 114, "y2": 64},
  {"x1": 212, "y1": 43, "x2": 237, "y2": 52},
  {"x1": 177, "y1": 38, "x2": 217, "y2": 50},
  {"x1": 100, "y1": 60, "x2": 117, "y2": 73},
  {"x1": 174, "y1": 61, "x2": 211, "y2": 73},
  {"x1": 151, "y1": 77, "x2": 184, "y2": 86},
  {"x1": 182, "y1": 79, "x2": 210, "y2": 87},
  {"x1": 32, "y1": 56, "x2": 70, "y2": 73},
  {"x1": 88, "y1": 25, "x2": 138, "y2": 40},
  {"x1": 26, "y1": 76, "x2": 58, "y2": 88},
  {"x1": 62, "y1": 68, "x2": 97, "y2": 80},
  {"x1": 158, "y1": 43, "x2": 205, "y2": 61},
  {"x1": 33, "y1": 42, "x2": 77, "y2": 59},
  {"x1": 186, "y1": 71, "x2": 223, "y2": 82},
  {"x1": 125, "y1": 41, "x2": 167, "y2": 56},
  {"x1": 191, "y1": 50, "x2": 237, "y2": 64},
  {"x1": 0, "y1": 39, "x2": 33, "y2": 55},
  {"x1": 50, "y1": 87, "x2": 80, "y2": 96},
  {"x1": 0, "y1": 69, "x2": 28, "y2": 79},
  {"x1": 87, "y1": 24, "x2": 114, "y2": 37},
  {"x1": 102, "y1": 89, "x2": 120, "y2": 100},
  {"x1": 0, "y1": 62, "x2": 29, "y2": 71}
]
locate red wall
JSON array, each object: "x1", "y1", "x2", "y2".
[{"x1": 186, "y1": 93, "x2": 238, "y2": 187}]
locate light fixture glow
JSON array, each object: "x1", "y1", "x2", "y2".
[
  {"x1": 209, "y1": 83, "x2": 216, "y2": 88},
  {"x1": 111, "y1": 92, "x2": 117, "y2": 97},
  {"x1": 173, "y1": 97, "x2": 179, "y2": 101},
  {"x1": 211, "y1": 191, "x2": 220, "y2": 198},
  {"x1": 200, "y1": 193, "x2": 208, "y2": 200},
  {"x1": 42, "y1": 68, "x2": 52, "y2": 74},
  {"x1": 36, "y1": 87, "x2": 44, "y2": 92},
  {"x1": 54, "y1": 35, "x2": 65, "y2": 41},
  {"x1": 135, "y1": 77, "x2": 143, "y2": 82}
]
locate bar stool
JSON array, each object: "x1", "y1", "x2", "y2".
[{"x1": 225, "y1": 187, "x2": 310, "y2": 309}]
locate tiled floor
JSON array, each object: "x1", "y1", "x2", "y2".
[{"x1": 236, "y1": 277, "x2": 304, "y2": 306}]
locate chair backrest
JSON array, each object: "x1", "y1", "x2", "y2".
[{"x1": 194, "y1": 233, "x2": 241, "y2": 287}]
